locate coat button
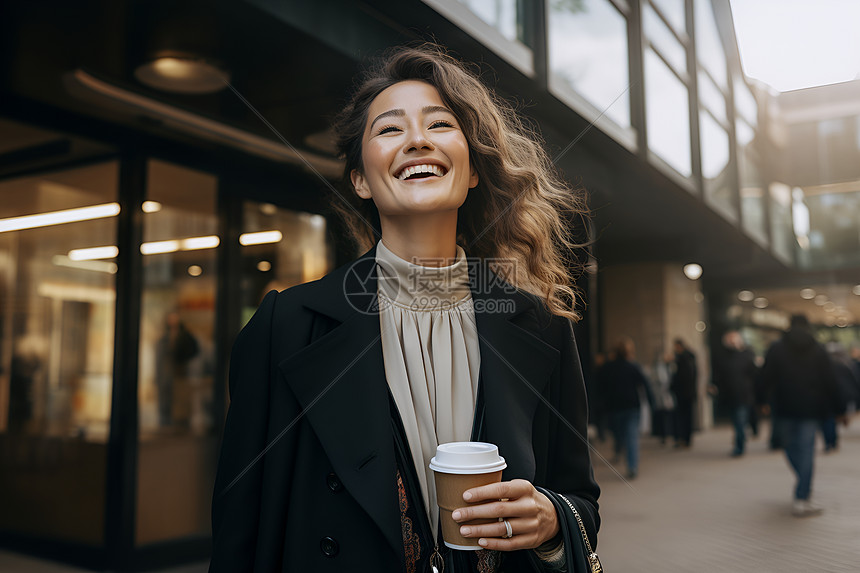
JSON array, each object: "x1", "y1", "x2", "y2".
[
  {"x1": 320, "y1": 536, "x2": 339, "y2": 557},
  {"x1": 326, "y1": 472, "x2": 343, "y2": 492}
]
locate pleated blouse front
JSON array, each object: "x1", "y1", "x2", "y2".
[{"x1": 375, "y1": 239, "x2": 481, "y2": 542}]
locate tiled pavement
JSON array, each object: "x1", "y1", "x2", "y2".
[
  {"x1": 593, "y1": 421, "x2": 860, "y2": 572},
  {"x1": 3, "y1": 421, "x2": 859, "y2": 572}
]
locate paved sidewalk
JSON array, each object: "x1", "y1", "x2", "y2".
[{"x1": 593, "y1": 421, "x2": 860, "y2": 572}]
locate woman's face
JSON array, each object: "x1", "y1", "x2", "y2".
[{"x1": 350, "y1": 80, "x2": 478, "y2": 218}]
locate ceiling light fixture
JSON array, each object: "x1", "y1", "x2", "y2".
[
  {"x1": 0, "y1": 203, "x2": 120, "y2": 233},
  {"x1": 683, "y1": 263, "x2": 703, "y2": 280},
  {"x1": 135, "y1": 55, "x2": 230, "y2": 95}
]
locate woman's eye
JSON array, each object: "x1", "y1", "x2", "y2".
[
  {"x1": 378, "y1": 125, "x2": 400, "y2": 135},
  {"x1": 429, "y1": 120, "x2": 454, "y2": 129}
]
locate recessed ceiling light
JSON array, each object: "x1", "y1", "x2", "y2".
[
  {"x1": 753, "y1": 297, "x2": 768, "y2": 308},
  {"x1": 799, "y1": 288, "x2": 815, "y2": 300},
  {"x1": 683, "y1": 263, "x2": 703, "y2": 280}
]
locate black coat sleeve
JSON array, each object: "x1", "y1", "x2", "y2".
[
  {"x1": 540, "y1": 317, "x2": 601, "y2": 550},
  {"x1": 210, "y1": 291, "x2": 278, "y2": 573}
]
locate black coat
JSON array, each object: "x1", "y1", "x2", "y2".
[
  {"x1": 712, "y1": 347, "x2": 757, "y2": 407},
  {"x1": 761, "y1": 328, "x2": 844, "y2": 419},
  {"x1": 599, "y1": 358, "x2": 652, "y2": 412},
  {"x1": 671, "y1": 349, "x2": 698, "y2": 403},
  {"x1": 209, "y1": 246, "x2": 600, "y2": 572}
]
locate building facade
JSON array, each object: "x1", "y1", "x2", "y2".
[{"x1": 1, "y1": 0, "x2": 858, "y2": 569}]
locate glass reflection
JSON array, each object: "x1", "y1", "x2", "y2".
[
  {"x1": 769, "y1": 182, "x2": 795, "y2": 263},
  {"x1": 240, "y1": 202, "x2": 334, "y2": 325},
  {"x1": 645, "y1": 48, "x2": 691, "y2": 176},
  {"x1": 700, "y1": 111, "x2": 734, "y2": 219},
  {"x1": 643, "y1": 3, "x2": 686, "y2": 74},
  {"x1": 459, "y1": 0, "x2": 519, "y2": 43},
  {"x1": 698, "y1": 70, "x2": 726, "y2": 123},
  {"x1": 0, "y1": 161, "x2": 117, "y2": 543},
  {"x1": 136, "y1": 159, "x2": 218, "y2": 545},
  {"x1": 694, "y1": 0, "x2": 726, "y2": 88},
  {"x1": 650, "y1": 0, "x2": 685, "y2": 33},
  {"x1": 802, "y1": 188, "x2": 860, "y2": 269},
  {"x1": 548, "y1": 0, "x2": 631, "y2": 128},
  {"x1": 737, "y1": 118, "x2": 767, "y2": 244}
]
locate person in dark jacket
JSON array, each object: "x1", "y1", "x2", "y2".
[
  {"x1": 600, "y1": 338, "x2": 652, "y2": 479},
  {"x1": 671, "y1": 338, "x2": 698, "y2": 448},
  {"x1": 761, "y1": 314, "x2": 846, "y2": 517},
  {"x1": 712, "y1": 331, "x2": 758, "y2": 456}
]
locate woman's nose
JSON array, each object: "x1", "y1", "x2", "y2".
[{"x1": 404, "y1": 128, "x2": 434, "y2": 152}]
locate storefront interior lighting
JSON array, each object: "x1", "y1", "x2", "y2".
[
  {"x1": 142, "y1": 201, "x2": 162, "y2": 213},
  {"x1": 683, "y1": 263, "x2": 703, "y2": 280},
  {"x1": 52, "y1": 255, "x2": 117, "y2": 274},
  {"x1": 814, "y1": 294, "x2": 829, "y2": 306},
  {"x1": 140, "y1": 240, "x2": 180, "y2": 255},
  {"x1": 737, "y1": 290, "x2": 755, "y2": 302},
  {"x1": 239, "y1": 230, "x2": 283, "y2": 246},
  {"x1": 799, "y1": 288, "x2": 816, "y2": 300},
  {"x1": 0, "y1": 202, "x2": 120, "y2": 233},
  {"x1": 69, "y1": 246, "x2": 119, "y2": 261},
  {"x1": 187, "y1": 265, "x2": 203, "y2": 277},
  {"x1": 753, "y1": 297, "x2": 768, "y2": 309},
  {"x1": 257, "y1": 260, "x2": 272, "y2": 272}
]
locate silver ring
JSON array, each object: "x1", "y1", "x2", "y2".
[{"x1": 502, "y1": 519, "x2": 513, "y2": 538}]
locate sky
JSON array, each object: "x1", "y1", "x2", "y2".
[{"x1": 729, "y1": 0, "x2": 860, "y2": 92}]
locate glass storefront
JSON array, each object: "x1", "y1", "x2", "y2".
[
  {"x1": 548, "y1": 0, "x2": 631, "y2": 130},
  {"x1": 0, "y1": 120, "x2": 336, "y2": 567},
  {"x1": 458, "y1": 0, "x2": 520, "y2": 43},
  {"x1": 0, "y1": 161, "x2": 118, "y2": 544},
  {"x1": 700, "y1": 110, "x2": 734, "y2": 220},
  {"x1": 769, "y1": 182, "x2": 795, "y2": 264},
  {"x1": 136, "y1": 160, "x2": 220, "y2": 545}
]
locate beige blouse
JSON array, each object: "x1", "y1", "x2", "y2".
[{"x1": 375, "y1": 239, "x2": 481, "y2": 541}]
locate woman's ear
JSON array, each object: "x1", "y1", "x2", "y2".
[
  {"x1": 350, "y1": 169, "x2": 372, "y2": 199},
  {"x1": 468, "y1": 163, "x2": 479, "y2": 189}
]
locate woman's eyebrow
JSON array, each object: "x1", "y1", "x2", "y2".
[{"x1": 368, "y1": 105, "x2": 455, "y2": 132}]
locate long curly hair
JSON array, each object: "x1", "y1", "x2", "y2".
[{"x1": 331, "y1": 43, "x2": 589, "y2": 320}]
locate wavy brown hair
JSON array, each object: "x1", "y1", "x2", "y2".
[{"x1": 331, "y1": 43, "x2": 589, "y2": 320}]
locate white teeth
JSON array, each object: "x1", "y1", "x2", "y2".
[{"x1": 396, "y1": 164, "x2": 446, "y2": 180}]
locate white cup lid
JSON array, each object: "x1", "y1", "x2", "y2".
[{"x1": 429, "y1": 442, "x2": 507, "y2": 474}]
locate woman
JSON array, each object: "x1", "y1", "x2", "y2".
[{"x1": 210, "y1": 44, "x2": 599, "y2": 572}]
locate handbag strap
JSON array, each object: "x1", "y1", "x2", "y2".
[{"x1": 535, "y1": 486, "x2": 602, "y2": 573}]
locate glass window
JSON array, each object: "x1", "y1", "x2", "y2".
[
  {"x1": 136, "y1": 159, "x2": 219, "y2": 545},
  {"x1": 769, "y1": 182, "x2": 795, "y2": 263},
  {"x1": 694, "y1": 0, "x2": 726, "y2": 88},
  {"x1": 700, "y1": 111, "x2": 734, "y2": 219},
  {"x1": 734, "y1": 79, "x2": 757, "y2": 126},
  {"x1": 698, "y1": 69, "x2": 726, "y2": 123},
  {"x1": 459, "y1": 0, "x2": 519, "y2": 43},
  {"x1": 240, "y1": 202, "x2": 334, "y2": 326},
  {"x1": 0, "y1": 161, "x2": 118, "y2": 543},
  {"x1": 650, "y1": 0, "x2": 685, "y2": 33},
  {"x1": 801, "y1": 187, "x2": 860, "y2": 269},
  {"x1": 643, "y1": 2, "x2": 687, "y2": 75},
  {"x1": 644, "y1": 48, "x2": 691, "y2": 177},
  {"x1": 737, "y1": 118, "x2": 767, "y2": 245},
  {"x1": 548, "y1": 0, "x2": 631, "y2": 129}
]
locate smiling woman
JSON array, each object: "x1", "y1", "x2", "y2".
[{"x1": 209, "y1": 44, "x2": 599, "y2": 573}]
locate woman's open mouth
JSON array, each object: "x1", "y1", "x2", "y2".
[{"x1": 395, "y1": 164, "x2": 447, "y2": 180}]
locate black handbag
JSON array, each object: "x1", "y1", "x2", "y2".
[{"x1": 534, "y1": 487, "x2": 602, "y2": 573}]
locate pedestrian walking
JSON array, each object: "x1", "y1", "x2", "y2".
[
  {"x1": 649, "y1": 351, "x2": 675, "y2": 445},
  {"x1": 600, "y1": 338, "x2": 653, "y2": 479},
  {"x1": 712, "y1": 331, "x2": 758, "y2": 456},
  {"x1": 760, "y1": 314, "x2": 847, "y2": 517},
  {"x1": 671, "y1": 338, "x2": 698, "y2": 448}
]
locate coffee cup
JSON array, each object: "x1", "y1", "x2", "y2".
[{"x1": 429, "y1": 442, "x2": 507, "y2": 550}]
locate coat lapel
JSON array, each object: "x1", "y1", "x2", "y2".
[
  {"x1": 278, "y1": 249, "x2": 404, "y2": 557},
  {"x1": 470, "y1": 264, "x2": 561, "y2": 480}
]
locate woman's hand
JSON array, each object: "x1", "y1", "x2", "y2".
[{"x1": 451, "y1": 479, "x2": 559, "y2": 551}]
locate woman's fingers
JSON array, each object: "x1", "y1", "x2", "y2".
[{"x1": 462, "y1": 479, "x2": 529, "y2": 503}]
